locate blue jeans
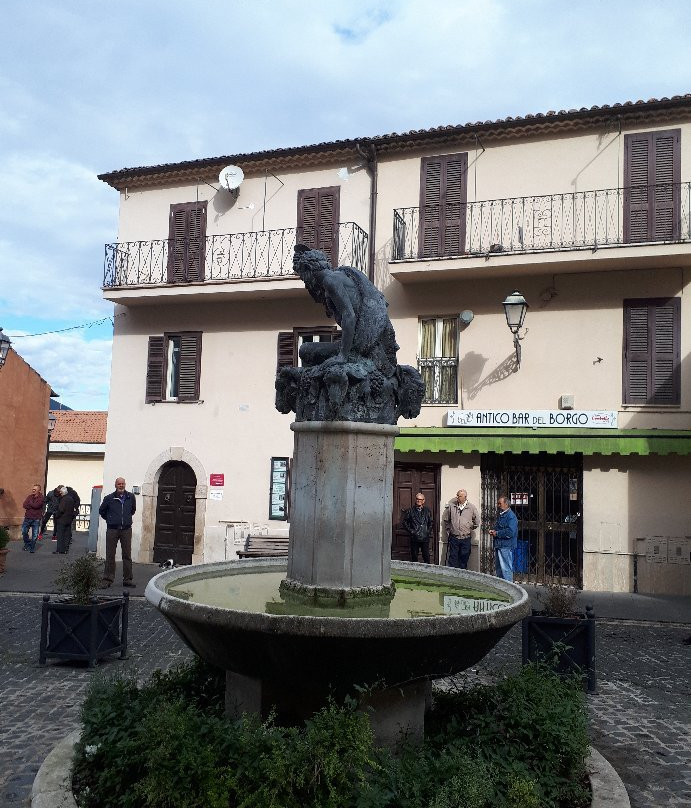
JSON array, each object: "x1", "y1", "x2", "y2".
[
  {"x1": 495, "y1": 547, "x2": 514, "y2": 581},
  {"x1": 22, "y1": 518, "x2": 41, "y2": 552},
  {"x1": 447, "y1": 535, "x2": 471, "y2": 569}
]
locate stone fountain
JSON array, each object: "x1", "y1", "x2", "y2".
[{"x1": 146, "y1": 246, "x2": 530, "y2": 745}]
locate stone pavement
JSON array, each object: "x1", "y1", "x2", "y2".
[{"x1": 0, "y1": 535, "x2": 689, "y2": 807}]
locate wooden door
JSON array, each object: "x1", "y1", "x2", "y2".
[
  {"x1": 153, "y1": 462, "x2": 197, "y2": 565},
  {"x1": 392, "y1": 463, "x2": 441, "y2": 562},
  {"x1": 297, "y1": 186, "x2": 340, "y2": 267},
  {"x1": 167, "y1": 201, "x2": 208, "y2": 282}
]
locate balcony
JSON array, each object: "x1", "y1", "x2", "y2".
[
  {"x1": 391, "y1": 182, "x2": 691, "y2": 281},
  {"x1": 102, "y1": 222, "x2": 368, "y2": 304}
]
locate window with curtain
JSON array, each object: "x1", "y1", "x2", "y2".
[{"x1": 418, "y1": 317, "x2": 459, "y2": 404}]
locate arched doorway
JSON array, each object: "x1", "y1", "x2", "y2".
[{"x1": 153, "y1": 461, "x2": 197, "y2": 565}]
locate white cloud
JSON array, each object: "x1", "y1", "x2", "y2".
[
  {"x1": 0, "y1": 152, "x2": 116, "y2": 249},
  {"x1": 0, "y1": 238, "x2": 112, "y2": 321},
  {"x1": 10, "y1": 330, "x2": 113, "y2": 411}
]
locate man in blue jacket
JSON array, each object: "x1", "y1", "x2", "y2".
[
  {"x1": 99, "y1": 477, "x2": 137, "y2": 588},
  {"x1": 489, "y1": 495, "x2": 518, "y2": 581}
]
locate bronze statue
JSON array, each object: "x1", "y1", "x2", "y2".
[{"x1": 275, "y1": 246, "x2": 424, "y2": 424}]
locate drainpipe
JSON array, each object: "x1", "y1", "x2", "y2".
[{"x1": 356, "y1": 142, "x2": 378, "y2": 283}]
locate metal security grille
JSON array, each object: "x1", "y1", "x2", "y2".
[{"x1": 481, "y1": 454, "x2": 583, "y2": 587}]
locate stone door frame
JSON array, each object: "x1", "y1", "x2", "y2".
[{"x1": 140, "y1": 447, "x2": 207, "y2": 564}]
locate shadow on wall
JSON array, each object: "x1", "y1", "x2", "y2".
[
  {"x1": 373, "y1": 239, "x2": 393, "y2": 290},
  {"x1": 464, "y1": 352, "x2": 518, "y2": 401}
]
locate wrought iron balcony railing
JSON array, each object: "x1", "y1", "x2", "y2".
[
  {"x1": 418, "y1": 357, "x2": 458, "y2": 405},
  {"x1": 392, "y1": 182, "x2": 691, "y2": 261},
  {"x1": 103, "y1": 222, "x2": 368, "y2": 287}
]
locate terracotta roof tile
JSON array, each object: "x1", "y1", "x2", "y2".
[
  {"x1": 50, "y1": 411, "x2": 107, "y2": 444},
  {"x1": 98, "y1": 94, "x2": 691, "y2": 188}
]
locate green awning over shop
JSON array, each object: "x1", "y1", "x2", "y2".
[{"x1": 395, "y1": 427, "x2": 691, "y2": 456}]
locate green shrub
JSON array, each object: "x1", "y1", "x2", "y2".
[
  {"x1": 73, "y1": 658, "x2": 590, "y2": 808},
  {"x1": 54, "y1": 554, "x2": 104, "y2": 604}
]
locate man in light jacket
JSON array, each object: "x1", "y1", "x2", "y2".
[
  {"x1": 442, "y1": 489, "x2": 479, "y2": 568},
  {"x1": 490, "y1": 495, "x2": 519, "y2": 581},
  {"x1": 99, "y1": 477, "x2": 137, "y2": 588}
]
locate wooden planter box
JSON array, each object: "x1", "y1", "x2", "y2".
[
  {"x1": 39, "y1": 593, "x2": 129, "y2": 668},
  {"x1": 521, "y1": 606, "x2": 596, "y2": 693}
]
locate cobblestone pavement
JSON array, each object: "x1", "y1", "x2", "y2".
[
  {"x1": 1, "y1": 592, "x2": 689, "y2": 807},
  {"x1": 0, "y1": 593, "x2": 193, "y2": 807}
]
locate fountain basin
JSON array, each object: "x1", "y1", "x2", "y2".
[{"x1": 145, "y1": 559, "x2": 530, "y2": 695}]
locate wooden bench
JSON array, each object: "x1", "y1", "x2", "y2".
[{"x1": 236, "y1": 534, "x2": 290, "y2": 558}]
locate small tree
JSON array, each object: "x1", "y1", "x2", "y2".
[{"x1": 55, "y1": 555, "x2": 105, "y2": 605}]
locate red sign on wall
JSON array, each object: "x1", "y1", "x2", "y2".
[{"x1": 209, "y1": 474, "x2": 224, "y2": 487}]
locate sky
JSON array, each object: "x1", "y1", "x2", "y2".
[{"x1": 1, "y1": 0, "x2": 690, "y2": 410}]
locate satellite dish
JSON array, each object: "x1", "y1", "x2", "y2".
[{"x1": 218, "y1": 165, "x2": 244, "y2": 192}]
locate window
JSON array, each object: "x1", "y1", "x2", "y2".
[
  {"x1": 419, "y1": 153, "x2": 468, "y2": 258},
  {"x1": 623, "y1": 299, "x2": 680, "y2": 405},
  {"x1": 167, "y1": 201, "x2": 207, "y2": 282},
  {"x1": 146, "y1": 332, "x2": 202, "y2": 403},
  {"x1": 297, "y1": 186, "x2": 340, "y2": 267},
  {"x1": 276, "y1": 326, "x2": 339, "y2": 369},
  {"x1": 269, "y1": 457, "x2": 290, "y2": 520},
  {"x1": 418, "y1": 317, "x2": 459, "y2": 404},
  {"x1": 624, "y1": 129, "x2": 680, "y2": 242}
]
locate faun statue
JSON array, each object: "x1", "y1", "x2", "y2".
[{"x1": 275, "y1": 246, "x2": 424, "y2": 424}]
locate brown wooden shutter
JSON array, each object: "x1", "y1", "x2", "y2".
[
  {"x1": 624, "y1": 130, "x2": 680, "y2": 242},
  {"x1": 167, "y1": 201, "x2": 208, "y2": 282},
  {"x1": 277, "y1": 332, "x2": 296, "y2": 369},
  {"x1": 419, "y1": 153, "x2": 467, "y2": 258},
  {"x1": 297, "y1": 187, "x2": 340, "y2": 267},
  {"x1": 623, "y1": 298, "x2": 680, "y2": 405},
  {"x1": 177, "y1": 332, "x2": 202, "y2": 401},
  {"x1": 145, "y1": 336, "x2": 165, "y2": 403}
]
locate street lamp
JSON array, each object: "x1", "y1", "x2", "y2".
[
  {"x1": 0, "y1": 328, "x2": 11, "y2": 369},
  {"x1": 502, "y1": 290, "x2": 528, "y2": 368}
]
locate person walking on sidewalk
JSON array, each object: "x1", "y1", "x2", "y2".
[
  {"x1": 442, "y1": 489, "x2": 479, "y2": 569},
  {"x1": 489, "y1": 495, "x2": 519, "y2": 581},
  {"x1": 21, "y1": 484, "x2": 45, "y2": 553},
  {"x1": 99, "y1": 477, "x2": 137, "y2": 588},
  {"x1": 53, "y1": 486, "x2": 75, "y2": 554},
  {"x1": 39, "y1": 487, "x2": 60, "y2": 542}
]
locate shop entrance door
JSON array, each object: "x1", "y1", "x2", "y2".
[
  {"x1": 392, "y1": 463, "x2": 441, "y2": 563},
  {"x1": 480, "y1": 454, "x2": 583, "y2": 587}
]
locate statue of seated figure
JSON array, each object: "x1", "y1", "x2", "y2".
[{"x1": 275, "y1": 246, "x2": 424, "y2": 424}]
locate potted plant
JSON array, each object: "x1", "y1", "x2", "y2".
[
  {"x1": 0, "y1": 525, "x2": 10, "y2": 574},
  {"x1": 521, "y1": 582, "x2": 596, "y2": 693},
  {"x1": 39, "y1": 554, "x2": 129, "y2": 668}
]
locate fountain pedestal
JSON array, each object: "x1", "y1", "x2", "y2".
[{"x1": 283, "y1": 421, "x2": 398, "y2": 599}]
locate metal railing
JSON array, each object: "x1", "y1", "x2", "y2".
[
  {"x1": 392, "y1": 182, "x2": 691, "y2": 261},
  {"x1": 76, "y1": 504, "x2": 90, "y2": 531},
  {"x1": 418, "y1": 357, "x2": 458, "y2": 405},
  {"x1": 103, "y1": 223, "x2": 368, "y2": 287}
]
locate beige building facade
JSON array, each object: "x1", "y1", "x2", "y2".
[{"x1": 99, "y1": 95, "x2": 691, "y2": 594}]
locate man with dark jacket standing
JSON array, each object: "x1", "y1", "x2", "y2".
[
  {"x1": 403, "y1": 492, "x2": 434, "y2": 563},
  {"x1": 39, "y1": 487, "x2": 60, "y2": 542},
  {"x1": 99, "y1": 477, "x2": 136, "y2": 588},
  {"x1": 52, "y1": 486, "x2": 75, "y2": 555}
]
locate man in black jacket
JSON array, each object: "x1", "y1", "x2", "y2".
[
  {"x1": 402, "y1": 492, "x2": 434, "y2": 564},
  {"x1": 99, "y1": 477, "x2": 137, "y2": 588},
  {"x1": 52, "y1": 486, "x2": 75, "y2": 555}
]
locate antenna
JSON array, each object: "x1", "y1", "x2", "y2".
[{"x1": 218, "y1": 165, "x2": 244, "y2": 192}]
